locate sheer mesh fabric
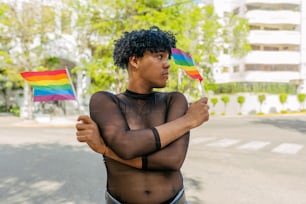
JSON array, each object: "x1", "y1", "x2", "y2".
[{"x1": 90, "y1": 90, "x2": 189, "y2": 204}]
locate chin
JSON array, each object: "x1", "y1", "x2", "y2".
[{"x1": 154, "y1": 84, "x2": 166, "y2": 89}]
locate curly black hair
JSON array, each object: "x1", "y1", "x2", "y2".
[{"x1": 113, "y1": 26, "x2": 177, "y2": 69}]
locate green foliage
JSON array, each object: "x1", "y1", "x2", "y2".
[
  {"x1": 0, "y1": 0, "x2": 251, "y2": 115},
  {"x1": 223, "y1": 13, "x2": 251, "y2": 58},
  {"x1": 44, "y1": 57, "x2": 61, "y2": 69},
  {"x1": 70, "y1": 0, "x2": 250, "y2": 96},
  {"x1": 279, "y1": 93, "x2": 287, "y2": 112},
  {"x1": 221, "y1": 95, "x2": 230, "y2": 104},
  {"x1": 297, "y1": 93, "x2": 306, "y2": 111},
  {"x1": 237, "y1": 95, "x2": 245, "y2": 113},
  {"x1": 9, "y1": 105, "x2": 20, "y2": 116},
  {"x1": 221, "y1": 95, "x2": 230, "y2": 113},
  {"x1": 0, "y1": 1, "x2": 74, "y2": 118},
  {"x1": 297, "y1": 93, "x2": 306, "y2": 103},
  {"x1": 210, "y1": 97, "x2": 218, "y2": 113},
  {"x1": 258, "y1": 94, "x2": 266, "y2": 104},
  {"x1": 257, "y1": 94, "x2": 266, "y2": 114},
  {"x1": 279, "y1": 93, "x2": 288, "y2": 105},
  {"x1": 237, "y1": 95, "x2": 245, "y2": 105},
  {"x1": 214, "y1": 82, "x2": 297, "y2": 94},
  {"x1": 210, "y1": 97, "x2": 218, "y2": 106}
]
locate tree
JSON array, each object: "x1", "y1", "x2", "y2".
[
  {"x1": 1, "y1": 0, "x2": 251, "y2": 116},
  {"x1": 297, "y1": 93, "x2": 306, "y2": 112},
  {"x1": 237, "y1": 95, "x2": 245, "y2": 114},
  {"x1": 210, "y1": 97, "x2": 218, "y2": 114},
  {"x1": 71, "y1": 0, "x2": 251, "y2": 98},
  {"x1": 258, "y1": 94, "x2": 266, "y2": 114},
  {"x1": 0, "y1": 1, "x2": 75, "y2": 118},
  {"x1": 221, "y1": 95, "x2": 230, "y2": 115},
  {"x1": 279, "y1": 93, "x2": 288, "y2": 113}
]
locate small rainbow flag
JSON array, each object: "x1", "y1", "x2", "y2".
[
  {"x1": 171, "y1": 48, "x2": 203, "y2": 82},
  {"x1": 20, "y1": 69, "x2": 76, "y2": 102}
]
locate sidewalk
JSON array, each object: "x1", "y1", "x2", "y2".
[{"x1": 0, "y1": 115, "x2": 76, "y2": 128}]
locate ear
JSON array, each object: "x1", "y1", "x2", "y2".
[{"x1": 129, "y1": 56, "x2": 139, "y2": 70}]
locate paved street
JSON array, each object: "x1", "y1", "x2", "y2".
[{"x1": 1, "y1": 115, "x2": 306, "y2": 204}]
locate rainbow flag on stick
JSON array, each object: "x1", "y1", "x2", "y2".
[
  {"x1": 171, "y1": 48, "x2": 203, "y2": 82},
  {"x1": 20, "y1": 69, "x2": 76, "y2": 102}
]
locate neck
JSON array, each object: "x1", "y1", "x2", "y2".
[
  {"x1": 127, "y1": 66, "x2": 152, "y2": 94},
  {"x1": 127, "y1": 79, "x2": 152, "y2": 94}
]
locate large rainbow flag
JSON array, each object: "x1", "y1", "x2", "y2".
[
  {"x1": 171, "y1": 48, "x2": 203, "y2": 82},
  {"x1": 20, "y1": 69, "x2": 76, "y2": 102}
]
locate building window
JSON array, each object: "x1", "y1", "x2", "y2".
[
  {"x1": 246, "y1": 3, "x2": 299, "y2": 11},
  {"x1": 263, "y1": 46, "x2": 279, "y2": 51},
  {"x1": 233, "y1": 65, "x2": 240, "y2": 72},
  {"x1": 245, "y1": 64, "x2": 299, "y2": 71},
  {"x1": 251, "y1": 45, "x2": 260, "y2": 50},
  {"x1": 222, "y1": 66, "x2": 230, "y2": 73},
  {"x1": 250, "y1": 25, "x2": 260, "y2": 30},
  {"x1": 251, "y1": 44, "x2": 299, "y2": 51}
]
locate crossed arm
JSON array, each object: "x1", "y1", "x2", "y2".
[
  {"x1": 76, "y1": 118, "x2": 188, "y2": 170},
  {"x1": 76, "y1": 92, "x2": 209, "y2": 170}
]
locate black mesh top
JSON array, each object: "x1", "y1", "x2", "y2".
[{"x1": 89, "y1": 90, "x2": 190, "y2": 203}]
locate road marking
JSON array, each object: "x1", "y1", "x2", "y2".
[
  {"x1": 206, "y1": 139, "x2": 240, "y2": 147},
  {"x1": 272, "y1": 143, "x2": 304, "y2": 154},
  {"x1": 238, "y1": 141, "x2": 271, "y2": 150},
  {"x1": 190, "y1": 137, "x2": 216, "y2": 145}
]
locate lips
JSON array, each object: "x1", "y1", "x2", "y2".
[{"x1": 162, "y1": 72, "x2": 169, "y2": 79}]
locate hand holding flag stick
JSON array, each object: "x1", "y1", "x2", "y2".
[{"x1": 171, "y1": 48, "x2": 205, "y2": 96}]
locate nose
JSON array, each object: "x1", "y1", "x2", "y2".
[{"x1": 163, "y1": 59, "x2": 170, "y2": 69}]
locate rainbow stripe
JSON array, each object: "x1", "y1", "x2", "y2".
[
  {"x1": 171, "y1": 48, "x2": 203, "y2": 82},
  {"x1": 20, "y1": 69, "x2": 76, "y2": 102}
]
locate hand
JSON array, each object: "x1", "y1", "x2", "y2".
[
  {"x1": 75, "y1": 115, "x2": 106, "y2": 154},
  {"x1": 185, "y1": 97, "x2": 209, "y2": 128}
]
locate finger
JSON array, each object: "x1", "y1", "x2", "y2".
[
  {"x1": 199, "y1": 97, "x2": 208, "y2": 104},
  {"x1": 76, "y1": 129, "x2": 93, "y2": 137},
  {"x1": 75, "y1": 123, "x2": 94, "y2": 130},
  {"x1": 76, "y1": 135, "x2": 88, "y2": 142},
  {"x1": 77, "y1": 115, "x2": 93, "y2": 124}
]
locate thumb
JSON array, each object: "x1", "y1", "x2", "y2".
[{"x1": 77, "y1": 115, "x2": 93, "y2": 124}]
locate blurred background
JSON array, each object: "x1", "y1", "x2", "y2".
[{"x1": 0, "y1": 0, "x2": 305, "y2": 119}]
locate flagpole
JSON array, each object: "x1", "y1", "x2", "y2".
[
  {"x1": 65, "y1": 68, "x2": 82, "y2": 115},
  {"x1": 199, "y1": 81, "x2": 205, "y2": 97}
]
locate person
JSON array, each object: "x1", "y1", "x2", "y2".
[{"x1": 76, "y1": 26, "x2": 209, "y2": 204}]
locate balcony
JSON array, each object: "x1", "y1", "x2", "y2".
[
  {"x1": 214, "y1": 71, "x2": 300, "y2": 83},
  {"x1": 249, "y1": 30, "x2": 300, "y2": 44},
  {"x1": 245, "y1": 51, "x2": 300, "y2": 64},
  {"x1": 245, "y1": 0, "x2": 300, "y2": 5},
  {"x1": 246, "y1": 10, "x2": 300, "y2": 25}
]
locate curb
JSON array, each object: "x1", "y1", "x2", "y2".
[{"x1": 0, "y1": 116, "x2": 76, "y2": 128}]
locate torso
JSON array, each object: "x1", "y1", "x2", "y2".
[{"x1": 104, "y1": 91, "x2": 183, "y2": 204}]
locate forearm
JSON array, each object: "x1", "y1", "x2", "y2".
[
  {"x1": 104, "y1": 146, "x2": 142, "y2": 169},
  {"x1": 104, "y1": 133, "x2": 189, "y2": 171},
  {"x1": 155, "y1": 115, "x2": 193, "y2": 148},
  {"x1": 145, "y1": 133, "x2": 189, "y2": 171}
]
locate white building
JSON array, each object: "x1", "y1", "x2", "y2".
[{"x1": 211, "y1": 0, "x2": 306, "y2": 93}]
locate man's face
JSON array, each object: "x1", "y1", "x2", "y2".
[{"x1": 137, "y1": 50, "x2": 170, "y2": 88}]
